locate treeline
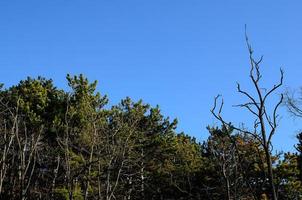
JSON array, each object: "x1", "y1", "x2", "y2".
[{"x1": 0, "y1": 74, "x2": 301, "y2": 200}]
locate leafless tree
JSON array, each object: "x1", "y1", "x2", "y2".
[
  {"x1": 208, "y1": 128, "x2": 236, "y2": 200},
  {"x1": 104, "y1": 126, "x2": 135, "y2": 200},
  {"x1": 16, "y1": 118, "x2": 43, "y2": 200},
  {"x1": 284, "y1": 88, "x2": 302, "y2": 118},
  {"x1": 211, "y1": 31, "x2": 283, "y2": 200},
  {"x1": 0, "y1": 98, "x2": 18, "y2": 194}
]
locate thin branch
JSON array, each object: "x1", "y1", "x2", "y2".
[
  {"x1": 263, "y1": 69, "x2": 284, "y2": 103},
  {"x1": 233, "y1": 102, "x2": 258, "y2": 117},
  {"x1": 236, "y1": 83, "x2": 260, "y2": 110},
  {"x1": 267, "y1": 94, "x2": 283, "y2": 144},
  {"x1": 211, "y1": 95, "x2": 263, "y2": 145}
]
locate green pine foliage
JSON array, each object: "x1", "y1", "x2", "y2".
[{"x1": 0, "y1": 75, "x2": 300, "y2": 199}]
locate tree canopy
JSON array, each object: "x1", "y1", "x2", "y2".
[{"x1": 0, "y1": 74, "x2": 301, "y2": 200}]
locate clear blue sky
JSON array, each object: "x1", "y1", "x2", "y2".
[{"x1": 1, "y1": 1, "x2": 301, "y2": 152}]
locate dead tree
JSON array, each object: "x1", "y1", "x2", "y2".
[
  {"x1": 0, "y1": 98, "x2": 18, "y2": 195},
  {"x1": 16, "y1": 119, "x2": 43, "y2": 200},
  {"x1": 284, "y1": 89, "x2": 302, "y2": 118},
  {"x1": 211, "y1": 32, "x2": 283, "y2": 200},
  {"x1": 207, "y1": 126, "x2": 236, "y2": 200}
]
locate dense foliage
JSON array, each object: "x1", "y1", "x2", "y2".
[{"x1": 0, "y1": 75, "x2": 301, "y2": 200}]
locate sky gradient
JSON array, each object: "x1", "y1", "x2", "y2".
[{"x1": 1, "y1": 1, "x2": 302, "y2": 152}]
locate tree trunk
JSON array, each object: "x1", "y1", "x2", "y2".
[{"x1": 264, "y1": 145, "x2": 277, "y2": 200}]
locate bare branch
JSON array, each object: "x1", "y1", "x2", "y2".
[
  {"x1": 236, "y1": 83, "x2": 260, "y2": 110},
  {"x1": 212, "y1": 27, "x2": 283, "y2": 200},
  {"x1": 267, "y1": 94, "x2": 283, "y2": 144},
  {"x1": 263, "y1": 108, "x2": 274, "y2": 130},
  {"x1": 284, "y1": 89, "x2": 302, "y2": 118},
  {"x1": 263, "y1": 68, "x2": 284, "y2": 103},
  {"x1": 211, "y1": 95, "x2": 263, "y2": 145},
  {"x1": 233, "y1": 102, "x2": 258, "y2": 117}
]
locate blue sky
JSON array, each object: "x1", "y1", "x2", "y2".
[{"x1": 1, "y1": 1, "x2": 302, "y2": 152}]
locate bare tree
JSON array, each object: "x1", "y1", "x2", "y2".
[
  {"x1": 211, "y1": 31, "x2": 283, "y2": 200},
  {"x1": 284, "y1": 89, "x2": 302, "y2": 118},
  {"x1": 207, "y1": 127, "x2": 237, "y2": 200},
  {"x1": 0, "y1": 98, "x2": 18, "y2": 194},
  {"x1": 103, "y1": 124, "x2": 136, "y2": 200},
  {"x1": 16, "y1": 118, "x2": 43, "y2": 200}
]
